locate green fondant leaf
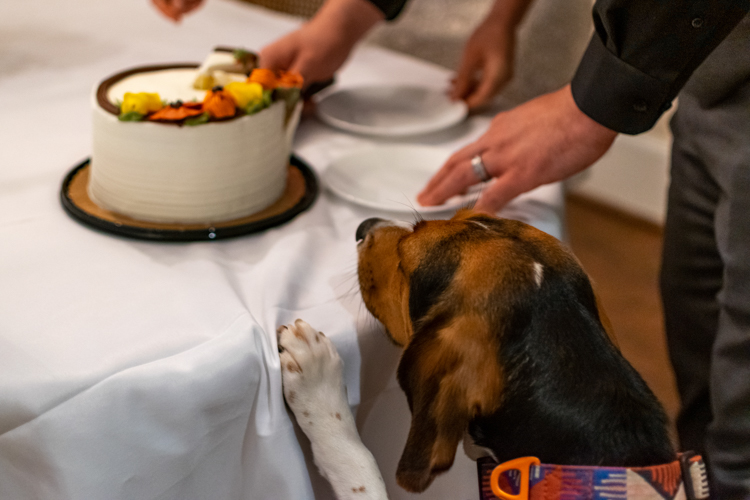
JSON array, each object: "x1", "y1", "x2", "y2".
[
  {"x1": 244, "y1": 101, "x2": 265, "y2": 115},
  {"x1": 273, "y1": 87, "x2": 301, "y2": 124},
  {"x1": 243, "y1": 90, "x2": 275, "y2": 115},
  {"x1": 262, "y1": 89, "x2": 273, "y2": 107},
  {"x1": 232, "y1": 48, "x2": 258, "y2": 73},
  {"x1": 233, "y1": 48, "x2": 250, "y2": 62},
  {"x1": 118, "y1": 111, "x2": 145, "y2": 122},
  {"x1": 184, "y1": 112, "x2": 211, "y2": 126}
]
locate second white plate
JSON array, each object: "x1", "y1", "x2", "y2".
[
  {"x1": 316, "y1": 85, "x2": 468, "y2": 137},
  {"x1": 324, "y1": 145, "x2": 479, "y2": 213}
]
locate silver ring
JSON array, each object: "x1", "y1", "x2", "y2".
[{"x1": 471, "y1": 154, "x2": 491, "y2": 182}]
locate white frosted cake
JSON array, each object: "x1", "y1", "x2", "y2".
[{"x1": 89, "y1": 50, "x2": 303, "y2": 224}]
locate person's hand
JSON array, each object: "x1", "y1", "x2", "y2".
[
  {"x1": 417, "y1": 84, "x2": 618, "y2": 214},
  {"x1": 152, "y1": 0, "x2": 204, "y2": 21},
  {"x1": 260, "y1": 0, "x2": 384, "y2": 85},
  {"x1": 260, "y1": 24, "x2": 352, "y2": 86},
  {"x1": 451, "y1": 17, "x2": 515, "y2": 110}
]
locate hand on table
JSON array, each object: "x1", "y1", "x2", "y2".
[
  {"x1": 417, "y1": 84, "x2": 618, "y2": 214},
  {"x1": 152, "y1": 0, "x2": 204, "y2": 21},
  {"x1": 451, "y1": 16, "x2": 516, "y2": 110}
]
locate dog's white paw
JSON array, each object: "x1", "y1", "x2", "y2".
[
  {"x1": 277, "y1": 319, "x2": 350, "y2": 434},
  {"x1": 278, "y1": 319, "x2": 389, "y2": 500}
]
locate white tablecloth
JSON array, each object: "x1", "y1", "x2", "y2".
[{"x1": 0, "y1": 1, "x2": 563, "y2": 498}]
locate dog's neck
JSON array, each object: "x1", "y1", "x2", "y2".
[{"x1": 468, "y1": 269, "x2": 675, "y2": 468}]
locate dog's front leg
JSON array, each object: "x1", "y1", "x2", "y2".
[{"x1": 278, "y1": 319, "x2": 388, "y2": 500}]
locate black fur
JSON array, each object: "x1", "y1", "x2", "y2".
[
  {"x1": 365, "y1": 214, "x2": 675, "y2": 485},
  {"x1": 467, "y1": 217, "x2": 675, "y2": 466},
  {"x1": 408, "y1": 237, "x2": 461, "y2": 327}
]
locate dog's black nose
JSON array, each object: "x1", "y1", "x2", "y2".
[{"x1": 356, "y1": 218, "x2": 385, "y2": 242}]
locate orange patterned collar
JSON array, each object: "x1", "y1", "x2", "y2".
[{"x1": 478, "y1": 452, "x2": 709, "y2": 500}]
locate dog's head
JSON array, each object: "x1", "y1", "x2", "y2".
[{"x1": 356, "y1": 210, "x2": 613, "y2": 492}]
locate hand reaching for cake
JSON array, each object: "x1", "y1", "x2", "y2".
[
  {"x1": 152, "y1": 0, "x2": 204, "y2": 21},
  {"x1": 260, "y1": 0, "x2": 384, "y2": 86}
]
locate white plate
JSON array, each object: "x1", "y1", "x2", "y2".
[
  {"x1": 324, "y1": 145, "x2": 480, "y2": 213},
  {"x1": 316, "y1": 85, "x2": 468, "y2": 137}
]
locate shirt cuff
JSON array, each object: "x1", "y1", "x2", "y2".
[
  {"x1": 366, "y1": 0, "x2": 407, "y2": 20},
  {"x1": 571, "y1": 33, "x2": 674, "y2": 135}
]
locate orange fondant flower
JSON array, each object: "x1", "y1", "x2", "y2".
[
  {"x1": 148, "y1": 101, "x2": 205, "y2": 121},
  {"x1": 203, "y1": 87, "x2": 237, "y2": 119},
  {"x1": 276, "y1": 70, "x2": 304, "y2": 89},
  {"x1": 247, "y1": 68, "x2": 277, "y2": 90},
  {"x1": 182, "y1": 102, "x2": 204, "y2": 110}
]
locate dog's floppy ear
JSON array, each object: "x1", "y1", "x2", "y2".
[{"x1": 395, "y1": 314, "x2": 502, "y2": 492}]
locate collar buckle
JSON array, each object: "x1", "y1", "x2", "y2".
[
  {"x1": 489, "y1": 456, "x2": 541, "y2": 500},
  {"x1": 679, "y1": 451, "x2": 710, "y2": 500}
]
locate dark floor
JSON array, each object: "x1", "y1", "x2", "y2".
[{"x1": 565, "y1": 194, "x2": 680, "y2": 440}]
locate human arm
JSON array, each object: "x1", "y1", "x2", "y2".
[
  {"x1": 419, "y1": 0, "x2": 750, "y2": 213},
  {"x1": 451, "y1": 0, "x2": 534, "y2": 110},
  {"x1": 151, "y1": 0, "x2": 203, "y2": 21},
  {"x1": 572, "y1": 0, "x2": 750, "y2": 134},
  {"x1": 260, "y1": 0, "x2": 403, "y2": 85},
  {"x1": 418, "y1": 84, "x2": 617, "y2": 212}
]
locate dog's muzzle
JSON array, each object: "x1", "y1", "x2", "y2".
[{"x1": 356, "y1": 218, "x2": 386, "y2": 243}]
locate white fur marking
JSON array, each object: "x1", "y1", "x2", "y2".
[
  {"x1": 471, "y1": 221, "x2": 490, "y2": 231},
  {"x1": 462, "y1": 431, "x2": 498, "y2": 462},
  {"x1": 533, "y1": 262, "x2": 544, "y2": 288},
  {"x1": 278, "y1": 320, "x2": 388, "y2": 500},
  {"x1": 388, "y1": 220, "x2": 414, "y2": 231}
]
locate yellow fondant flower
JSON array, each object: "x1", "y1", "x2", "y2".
[
  {"x1": 121, "y1": 92, "x2": 163, "y2": 115},
  {"x1": 224, "y1": 81, "x2": 264, "y2": 109}
]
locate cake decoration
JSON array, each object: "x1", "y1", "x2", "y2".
[
  {"x1": 88, "y1": 48, "x2": 305, "y2": 225},
  {"x1": 202, "y1": 87, "x2": 237, "y2": 119},
  {"x1": 148, "y1": 101, "x2": 204, "y2": 122},
  {"x1": 118, "y1": 92, "x2": 164, "y2": 121},
  {"x1": 115, "y1": 56, "x2": 302, "y2": 125},
  {"x1": 225, "y1": 81, "x2": 265, "y2": 109},
  {"x1": 193, "y1": 47, "x2": 258, "y2": 90}
]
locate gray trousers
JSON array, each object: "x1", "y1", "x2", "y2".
[{"x1": 660, "y1": 14, "x2": 750, "y2": 499}]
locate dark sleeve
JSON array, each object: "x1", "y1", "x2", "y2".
[
  {"x1": 571, "y1": 1, "x2": 750, "y2": 134},
  {"x1": 366, "y1": 0, "x2": 408, "y2": 20}
]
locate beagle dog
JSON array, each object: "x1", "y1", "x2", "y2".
[{"x1": 278, "y1": 210, "x2": 674, "y2": 499}]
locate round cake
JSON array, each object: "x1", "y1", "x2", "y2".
[{"x1": 89, "y1": 51, "x2": 302, "y2": 224}]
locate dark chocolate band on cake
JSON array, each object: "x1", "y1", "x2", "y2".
[{"x1": 97, "y1": 64, "x2": 198, "y2": 116}]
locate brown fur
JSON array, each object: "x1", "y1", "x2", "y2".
[{"x1": 357, "y1": 209, "x2": 672, "y2": 492}]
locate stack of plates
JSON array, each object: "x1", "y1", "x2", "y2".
[
  {"x1": 316, "y1": 85, "x2": 470, "y2": 213},
  {"x1": 316, "y1": 85, "x2": 467, "y2": 137},
  {"x1": 324, "y1": 145, "x2": 479, "y2": 214}
]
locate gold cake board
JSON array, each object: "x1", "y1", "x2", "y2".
[{"x1": 60, "y1": 156, "x2": 318, "y2": 241}]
